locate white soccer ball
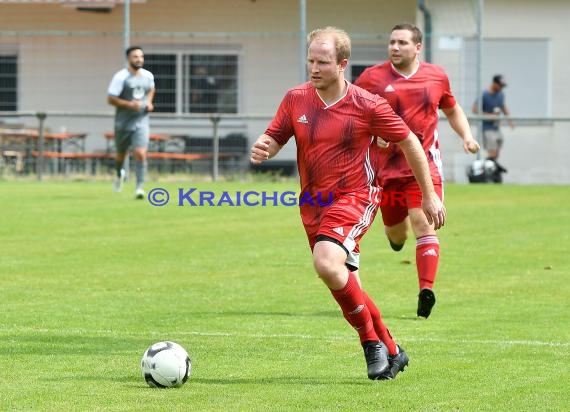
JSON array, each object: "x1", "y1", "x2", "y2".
[
  {"x1": 484, "y1": 159, "x2": 498, "y2": 175},
  {"x1": 141, "y1": 341, "x2": 191, "y2": 388}
]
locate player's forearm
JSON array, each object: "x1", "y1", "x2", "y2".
[
  {"x1": 250, "y1": 134, "x2": 282, "y2": 164},
  {"x1": 398, "y1": 133, "x2": 436, "y2": 196},
  {"x1": 503, "y1": 106, "x2": 515, "y2": 125},
  {"x1": 107, "y1": 95, "x2": 134, "y2": 110},
  {"x1": 263, "y1": 134, "x2": 282, "y2": 159},
  {"x1": 147, "y1": 89, "x2": 156, "y2": 105},
  {"x1": 446, "y1": 105, "x2": 474, "y2": 142}
]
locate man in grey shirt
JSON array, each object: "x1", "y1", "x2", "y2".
[{"x1": 107, "y1": 46, "x2": 155, "y2": 199}]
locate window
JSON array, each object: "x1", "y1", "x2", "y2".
[
  {"x1": 185, "y1": 54, "x2": 238, "y2": 114},
  {"x1": 0, "y1": 54, "x2": 18, "y2": 111},
  {"x1": 144, "y1": 52, "x2": 238, "y2": 114},
  {"x1": 350, "y1": 64, "x2": 372, "y2": 83},
  {"x1": 143, "y1": 54, "x2": 176, "y2": 113},
  {"x1": 349, "y1": 44, "x2": 387, "y2": 83}
]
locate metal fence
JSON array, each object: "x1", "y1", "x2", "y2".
[
  {"x1": 2, "y1": 110, "x2": 570, "y2": 184},
  {"x1": 0, "y1": 111, "x2": 269, "y2": 181}
]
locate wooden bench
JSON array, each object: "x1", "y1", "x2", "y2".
[
  {"x1": 27, "y1": 150, "x2": 242, "y2": 175},
  {"x1": 145, "y1": 151, "x2": 237, "y2": 173},
  {"x1": 31, "y1": 151, "x2": 114, "y2": 175},
  {"x1": 1, "y1": 150, "x2": 25, "y2": 173}
]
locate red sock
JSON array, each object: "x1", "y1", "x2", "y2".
[
  {"x1": 362, "y1": 291, "x2": 398, "y2": 356},
  {"x1": 416, "y1": 235, "x2": 440, "y2": 290},
  {"x1": 330, "y1": 271, "x2": 378, "y2": 344}
]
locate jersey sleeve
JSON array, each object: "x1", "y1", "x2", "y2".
[
  {"x1": 107, "y1": 70, "x2": 126, "y2": 97},
  {"x1": 370, "y1": 96, "x2": 411, "y2": 143},
  {"x1": 499, "y1": 92, "x2": 506, "y2": 109},
  {"x1": 264, "y1": 92, "x2": 294, "y2": 146},
  {"x1": 144, "y1": 69, "x2": 156, "y2": 90}
]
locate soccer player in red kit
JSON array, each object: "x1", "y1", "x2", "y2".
[
  {"x1": 251, "y1": 26, "x2": 446, "y2": 380},
  {"x1": 355, "y1": 23, "x2": 479, "y2": 318}
]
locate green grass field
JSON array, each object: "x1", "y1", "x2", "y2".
[{"x1": 1, "y1": 179, "x2": 569, "y2": 411}]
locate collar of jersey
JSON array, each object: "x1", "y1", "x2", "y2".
[
  {"x1": 390, "y1": 60, "x2": 420, "y2": 80},
  {"x1": 317, "y1": 79, "x2": 350, "y2": 109}
]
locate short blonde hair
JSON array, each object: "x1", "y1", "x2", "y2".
[{"x1": 307, "y1": 26, "x2": 351, "y2": 62}]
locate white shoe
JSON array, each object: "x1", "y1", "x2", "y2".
[
  {"x1": 113, "y1": 169, "x2": 126, "y2": 193},
  {"x1": 135, "y1": 187, "x2": 145, "y2": 200}
]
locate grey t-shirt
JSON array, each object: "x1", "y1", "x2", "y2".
[{"x1": 108, "y1": 68, "x2": 155, "y2": 131}]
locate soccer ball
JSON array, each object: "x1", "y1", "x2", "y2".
[
  {"x1": 141, "y1": 341, "x2": 191, "y2": 388},
  {"x1": 467, "y1": 159, "x2": 499, "y2": 183}
]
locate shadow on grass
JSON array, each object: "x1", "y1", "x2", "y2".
[{"x1": 395, "y1": 315, "x2": 431, "y2": 321}]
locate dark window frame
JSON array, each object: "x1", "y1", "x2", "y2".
[
  {"x1": 0, "y1": 54, "x2": 18, "y2": 112},
  {"x1": 144, "y1": 51, "x2": 238, "y2": 114}
]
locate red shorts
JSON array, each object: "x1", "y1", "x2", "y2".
[
  {"x1": 303, "y1": 188, "x2": 380, "y2": 269},
  {"x1": 379, "y1": 177, "x2": 444, "y2": 227}
]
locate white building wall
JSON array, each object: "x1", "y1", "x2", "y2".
[
  {"x1": 1, "y1": 0, "x2": 569, "y2": 182},
  {"x1": 428, "y1": 0, "x2": 570, "y2": 184},
  {"x1": 1, "y1": 0, "x2": 416, "y2": 154}
]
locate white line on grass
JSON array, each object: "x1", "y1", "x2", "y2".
[
  {"x1": 174, "y1": 331, "x2": 570, "y2": 348},
  {"x1": 3, "y1": 326, "x2": 569, "y2": 348}
]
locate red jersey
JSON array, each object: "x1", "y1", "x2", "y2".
[
  {"x1": 265, "y1": 81, "x2": 410, "y2": 229},
  {"x1": 355, "y1": 61, "x2": 456, "y2": 184}
]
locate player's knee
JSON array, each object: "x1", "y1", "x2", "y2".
[
  {"x1": 312, "y1": 237, "x2": 350, "y2": 287},
  {"x1": 133, "y1": 148, "x2": 146, "y2": 161},
  {"x1": 313, "y1": 253, "x2": 336, "y2": 279},
  {"x1": 313, "y1": 248, "x2": 343, "y2": 282},
  {"x1": 410, "y1": 214, "x2": 436, "y2": 236}
]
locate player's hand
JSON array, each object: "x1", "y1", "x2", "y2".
[
  {"x1": 463, "y1": 138, "x2": 480, "y2": 154},
  {"x1": 131, "y1": 100, "x2": 143, "y2": 111},
  {"x1": 422, "y1": 192, "x2": 446, "y2": 230},
  {"x1": 376, "y1": 136, "x2": 390, "y2": 149},
  {"x1": 250, "y1": 137, "x2": 272, "y2": 165}
]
